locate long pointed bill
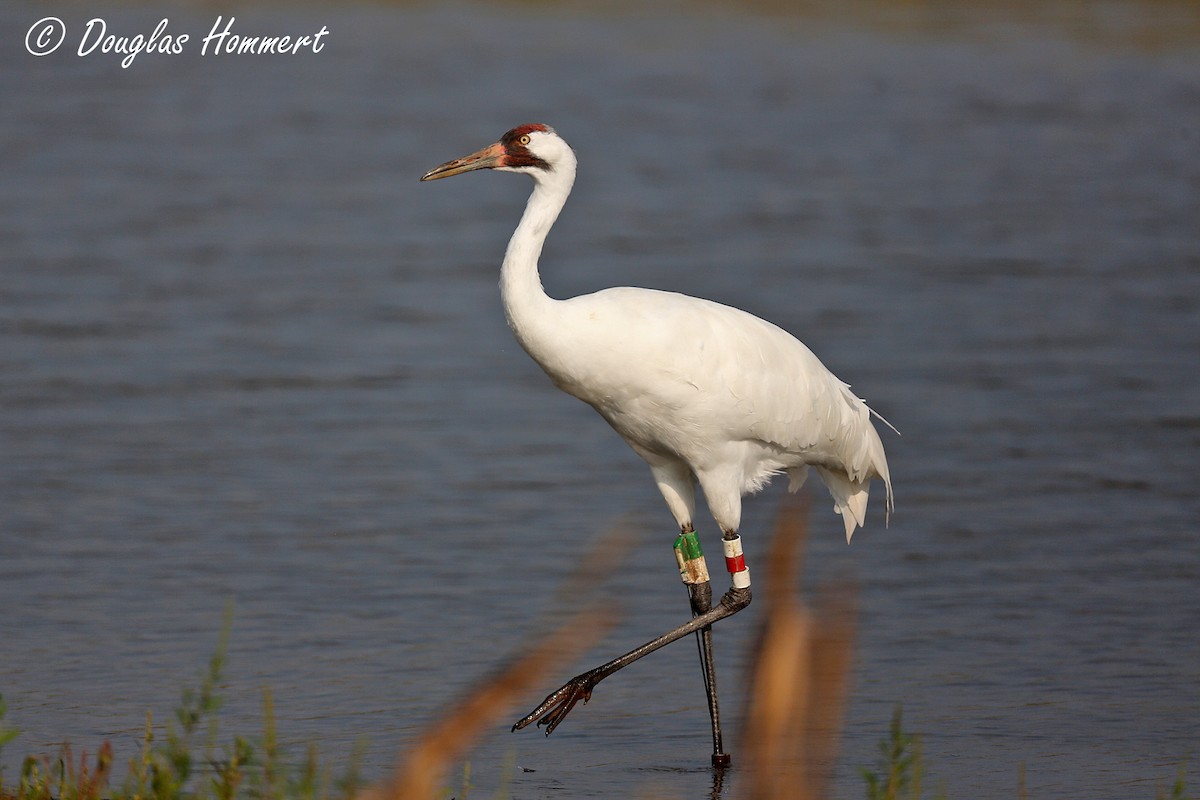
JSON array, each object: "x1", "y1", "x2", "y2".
[{"x1": 420, "y1": 142, "x2": 506, "y2": 181}]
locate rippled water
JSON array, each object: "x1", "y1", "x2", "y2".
[{"x1": 2, "y1": 2, "x2": 1198, "y2": 798}]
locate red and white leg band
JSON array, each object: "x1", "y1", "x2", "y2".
[{"x1": 723, "y1": 535, "x2": 751, "y2": 589}]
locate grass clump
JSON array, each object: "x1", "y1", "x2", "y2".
[
  {"x1": 1158, "y1": 764, "x2": 1196, "y2": 800},
  {"x1": 861, "y1": 708, "x2": 944, "y2": 800},
  {"x1": 0, "y1": 609, "x2": 363, "y2": 800},
  {"x1": 859, "y1": 707, "x2": 1195, "y2": 800}
]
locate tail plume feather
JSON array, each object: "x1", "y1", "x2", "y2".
[{"x1": 813, "y1": 466, "x2": 871, "y2": 543}]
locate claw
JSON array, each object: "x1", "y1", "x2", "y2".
[{"x1": 512, "y1": 670, "x2": 602, "y2": 734}]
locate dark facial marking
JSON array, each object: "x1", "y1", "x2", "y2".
[{"x1": 500, "y1": 123, "x2": 553, "y2": 171}]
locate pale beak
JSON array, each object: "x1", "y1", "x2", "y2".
[{"x1": 420, "y1": 141, "x2": 505, "y2": 181}]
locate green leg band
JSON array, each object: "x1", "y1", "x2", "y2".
[{"x1": 674, "y1": 530, "x2": 711, "y2": 585}]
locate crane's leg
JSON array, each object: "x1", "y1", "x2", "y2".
[
  {"x1": 643, "y1": 463, "x2": 730, "y2": 762},
  {"x1": 675, "y1": 528, "x2": 728, "y2": 767},
  {"x1": 512, "y1": 530, "x2": 752, "y2": 768}
]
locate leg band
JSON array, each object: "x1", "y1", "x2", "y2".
[
  {"x1": 722, "y1": 535, "x2": 752, "y2": 589},
  {"x1": 674, "y1": 531, "x2": 711, "y2": 585}
]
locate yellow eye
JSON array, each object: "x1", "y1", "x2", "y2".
[{"x1": 518, "y1": 134, "x2": 531, "y2": 145}]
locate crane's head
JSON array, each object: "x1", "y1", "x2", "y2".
[{"x1": 420, "y1": 123, "x2": 573, "y2": 182}]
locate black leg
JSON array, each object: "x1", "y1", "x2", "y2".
[
  {"x1": 677, "y1": 528, "x2": 728, "y2": 765},
  {"x1": 688, "y1": 579, "x2": 729, "y2": 767},
  {"x1": 511, "y1": 585, "x2": 753, "y2": 735}
]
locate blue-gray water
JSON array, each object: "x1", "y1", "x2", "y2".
[{"x1": 2, "y1": 2, "x2": 1198, "y2": 798}]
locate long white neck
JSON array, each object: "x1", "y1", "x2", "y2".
[{"x1": 500, "y1": 155, "x2": 576, "y2": 355}]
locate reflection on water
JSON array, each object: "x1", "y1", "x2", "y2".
[{"x1": 1, "y1": 2, "x2": 1197, "y2": 798}]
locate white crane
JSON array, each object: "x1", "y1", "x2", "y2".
[{"x1": 421, "y1": 123, "x2": 893, "y2": 768}]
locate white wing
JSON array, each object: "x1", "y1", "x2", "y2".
[{"x1": 538, "y1": 286, "x2": 893, "y2": 541}]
